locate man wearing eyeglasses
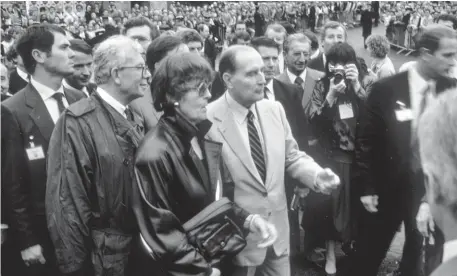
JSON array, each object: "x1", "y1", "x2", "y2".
[{"x1": 45, "y1": 36, "x2": 150, "y2": 276}]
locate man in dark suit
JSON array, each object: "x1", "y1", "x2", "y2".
[
  {"x1": 307, "y1": 21, "x2": 346, "y2": 73},
  {"x1": 8, "y1": 48, "x2": 29, "y2": 95},
  {"x1": 62, "y1": 39, "x2": 96, "y2": 97},
  {"x1": 346, "y1": 25, "x2": 457, "y2": 276},
  {"x1": 250, "y1": 37, "x2": 311, "y2": 260},
  {"x1": 418, "y1": 89, "x2": 457, "y2": 276},
  {"x1": 1, "y1": 23, "x2": 85, "y2": 276},
  {"x1": 198, "y1": 23, "x2": 218, "y2": 69}
]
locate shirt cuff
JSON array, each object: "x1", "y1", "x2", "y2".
[
  {"x1": 313, "y1": 168, "x2": 324, "y2": 192},
  {"x1": 243, "y1": 214, "x2": 260, "y2": 231}
]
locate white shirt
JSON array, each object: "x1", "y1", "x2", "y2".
[
  {"x1": 30, "y1": 77, "x2": 67, "y2": 124},
  {"x1": 408, "y1": 67, "x2": 436, "y2": 129},
  {"x1": 62, "y1": 79, "x2": 89, "y2": 97},
  {"x1": 16, "y1": 67, "x2": 29, "y2": 83},
  {"x1": 443, "y1": 239, "x2": 457, "y2": 262},
  {"x1": 278, "y1": 52, "x2": 285, "y2": 74},
  {"x1": 287, "y1": 68, "x2": 307, "y2": 86},
  {"x1": 265, "y1": 80, "x2": 275, "y2": 101},
  {"x1": 96, "y1": 87, "x2": 127, "y2": 119},
  {"x1": 225, "y1": 91, "x2": 266, "y2": 158}
]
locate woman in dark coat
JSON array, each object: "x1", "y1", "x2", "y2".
[
  {"x1": 133, "y1": 53, "x2": 277, "y2": 276},
  {"x1": 302, "y1": 43, "x2": 369, "y2": 276}
]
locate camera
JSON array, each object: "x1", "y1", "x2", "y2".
[{"x1": 330, "y1": 66, "x2": 346, "y2": 84}]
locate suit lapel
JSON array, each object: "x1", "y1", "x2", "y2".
[
  {"x1": 215, "y1": 101, "x2": 264, "y2": 186},
  {"x1": 202, "y1": 139, "x2": 223, "y2": 196},
  {"x1": 391, "y1": 72, "x2": 412, "y2": 157},
  {"x1": 25, "y1": 84, "x2": 55, "y2": 143},
  {"x1": 303, "y1": 70, "x2": 316, "y2": 108},
  {"x1": 255, "y1": 103, "x2": 277, "y2": 189}
]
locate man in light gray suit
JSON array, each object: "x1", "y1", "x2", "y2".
[
  {"x1": 276, "y1": 33, "x2": 324, "y2": 114},
  {"x1": 206, "y1": 45, "x2": 341, "y2": 276}
]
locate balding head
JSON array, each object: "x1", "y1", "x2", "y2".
[{"x1": 219, "y1": 45, "x2": 266, "y2": 108}]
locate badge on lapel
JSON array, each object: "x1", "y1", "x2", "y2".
[
  {"x1": 395, "y1": 101, "x2": 413, "y2": 122},
  {"x1": 25, "y1": 135, "x2": 45, "y2": 161}
]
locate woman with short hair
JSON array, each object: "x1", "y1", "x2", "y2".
[
  {"x1": 366, "y1": 34, "x2": 396, "y2": 79},
  {"x1": 303, "y1": 43, "x2": 368, "y2": 276},
  {"x1": 133, "y1": 53, "x2": 277, "y2": 276}
]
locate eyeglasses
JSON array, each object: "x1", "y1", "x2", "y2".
[
  {"x1": 192, "y1": 82, "x2": 212, "y2": 96},
  {"x1": 118, "y1": 65, "x2": 150, "y2": 78}
]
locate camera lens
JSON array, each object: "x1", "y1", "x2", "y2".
[{"x1": 334, "y1": 72, "x2": 344, "y2": 84}]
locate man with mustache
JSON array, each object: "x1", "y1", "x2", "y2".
[{"x1": 63, "y1": 39, "x2": 96, "y2": 97}]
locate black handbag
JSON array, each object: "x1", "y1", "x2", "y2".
[{"x1": 182, "y1": 197, "x2": 247, "y2": 265}]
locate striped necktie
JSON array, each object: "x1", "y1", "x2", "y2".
[{"x1": 247, "y1": 110, "x2": 266, "y2": 183}]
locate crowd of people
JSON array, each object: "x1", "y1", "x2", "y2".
[{"x1": 2, "y1": 1, "x2": 457, "y2": 276}]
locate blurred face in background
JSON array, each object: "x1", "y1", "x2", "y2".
[
  {"x1": 322, "y1": 26, "x2": 346, "y2": 54},
  {"x1": 66, "y1": 50, "x2": 93, "y2": 89},
  {"x1": 265, "y1": 29, "x2": 286, "y2": 51},
  {"x1": 285, "y1": 40, "x2": 311, "y2": 76},
  {"x1": 1, "y1": 64, "x2": 10, "y2": 94}
]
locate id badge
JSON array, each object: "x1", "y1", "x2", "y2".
[
  {"x1": 395, "y1": 109, "x2": 413, "y2": 122},
  {"x1": 26, "y1": 146, "x2": 45, "y2": 161},
  {"x1": 339, "y1": 103, "x2": 354, "y2": 119}
]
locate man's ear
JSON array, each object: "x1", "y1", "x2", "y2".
[
  {"x1": 31, "y1": 49, "x2": 46, "y2": 64},
  {"x1": 222, "y1": 71, "x2": 233, "y2": 90}
]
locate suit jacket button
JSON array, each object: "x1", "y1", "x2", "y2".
[
  {"x1": 262, "y1": 192, "x2": 268, "y2": 197},
  {"x1": 220, "y1": 241, "x2": 226, "y2": 247},
  {"x1": 123, "y1": 158, "x2": 130, "y2": 166}
]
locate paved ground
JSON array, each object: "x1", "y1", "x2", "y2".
[{"x1": 292, "y1": 24, "x2": 415, "y2": 276}]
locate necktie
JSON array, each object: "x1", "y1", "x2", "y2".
[
  {"x1": 124, "y1": 108, "x2": 135, "y2": 123},
  {"x1": 52, "y1": 92, "x2": 66, "y2": 114},
  {"x1": 247, "y1": 111, "x2": 266, "y2": 183},
  {"x1": 294, "y1": 76, "x2": 304, "y2": 88},
  {"x1": 264, "y1": 86, "x2": 269, "y2": 99}
]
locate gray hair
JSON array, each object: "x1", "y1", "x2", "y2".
[
  {"x1": 93, "y1": 35, "x2": 143, "y2": 85},
  {"x1": 419, "y1": 88, "x2": 457, "y2": 219},
  {"x1": 284, "y1": 33, "x2": 311, "y2": 54}
]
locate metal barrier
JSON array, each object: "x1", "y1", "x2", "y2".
[{"x1": 387, "y1": 22, "x2": 418, "y2": 56}]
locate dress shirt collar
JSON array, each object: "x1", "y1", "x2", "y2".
[
  {"x1": 225, "y1": 90, "x2": 256, "y2": 125},
  {"x1": 266, "y1": 79, "x2": 274, "y2": 96},
  {"x1": 409, "y1": 66, "x2": 434, "y2": 96},
  {"x1": 443, "y1": 239, "x2": 457, "y2": 262},
  {"x1": 62, "y1": 79, "x2": 89, "y2": 97},
  {"x1": 287, "y1": 68, "x2": 307, "y2": 84},
  {"x1": 30, "y1": 76, "x2": 64, "y2": 101},
  {"x1": 96, "y1": 87, "x2": 127, "y2": 118},
  {"x1": 17, "y1": 67, "x2": 29, "y2": 82}
]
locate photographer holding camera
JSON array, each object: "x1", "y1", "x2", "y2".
[{"x1": 302, "y1": 42, "x2": 370, "y2": 275}]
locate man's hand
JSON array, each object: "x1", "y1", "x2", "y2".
[
  {"x1": 361, "y1": 195, "x2": 379, "y2": 213},
  {"x1": 210, "y1": 268, "x2": 221, "y2": 276},
  {"x1": 315, "y1": 168, "x2": 340, "y2": 194},
  {"x1": 416, "y1": 202, "x2": 435, "y2": 237},
  {"x1": 21, "y1": 244, "x2": 46, "y2": 266},
  {"x1": 249, "y1": 216, "x2": 278, "y2": 248}
]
